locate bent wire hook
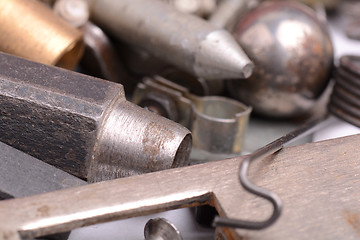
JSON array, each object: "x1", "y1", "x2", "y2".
[{"x1": 213, "y1": 115, "x2": 328, "y2": 230}]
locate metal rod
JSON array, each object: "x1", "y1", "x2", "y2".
[{"x1": 88, "y1": 0, "x2": 253, "y2": 80}]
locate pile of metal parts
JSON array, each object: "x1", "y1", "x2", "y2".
[{"x1": 0, "y1": 0, "x2": 359, "y2": 239}]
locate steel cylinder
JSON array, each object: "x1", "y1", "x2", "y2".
[
  {"x1": 88, "y1": 0, "x2": 253, "y2": 80},
  {"x1": 0, "y1": 0, "x2": 84, "y2": 70},
  {"x1": 0, "y1": 52, "x2": 191, "y2": 181},
  {"x1": 88, "y1": 100, "x2": 192, "y2": 182}
]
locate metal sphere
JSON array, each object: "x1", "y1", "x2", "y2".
[{"x1": 227, "y1": 1, "x2": 333, "y2": 118}]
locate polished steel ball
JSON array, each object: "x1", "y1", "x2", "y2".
[{"x1": 227, "y1": 1, "x2": 333, "y2": 118}]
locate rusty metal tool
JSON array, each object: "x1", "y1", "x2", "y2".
[
  {"x1": 0, "y1": 132, "x2": 359, "y2": 239},
  {"x1": 0, "y1": 52, "x2": 191, "y2": 182},
  {"x1": 133, "y1": 76, "x2": 251, "y2": 154},
  {"x1": 0, "y1": 0, "x2": 84, "y2": 70},
  {"x1": 87, "y1": 0, "x2": 253, "y2": 80}
]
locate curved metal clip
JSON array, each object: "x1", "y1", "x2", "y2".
[
  {"x1": 213, "y1": 116, "x2": 327, "y2": 230},
  {"x1": 133, "y1": 76, "x2": 252, "y2": 154}
]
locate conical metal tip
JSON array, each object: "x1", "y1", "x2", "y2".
[
  {"x1": 242, "y1": 61, "x2": 254, "y2": 79},
  {"x1": 194, "y1": 29, "x2": 254, "y2": 80}
]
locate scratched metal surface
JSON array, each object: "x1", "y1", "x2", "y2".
[
  {"x1": 0, "y1": 52, "x2": 120, "y2": 179},
  {"x1": 229, "y1": 134, "x2": 360, "y2": 239},
  {"x1": 2, "y1": 2, "x2": 360, "y2": 240},
  {"x1": 0, "y1": 134, "x2": 359, "y2": 239}
]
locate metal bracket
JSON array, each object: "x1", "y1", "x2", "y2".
[{"x1": 133, "y1": 76, "x2": 252, "y2": 154}]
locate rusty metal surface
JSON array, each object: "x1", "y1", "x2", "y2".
[
  {"x1": 0, "y1": 52, "x2": 116, "y2": 178},
  {"x1": 0, "y1": 52, "x2": 191, "y2": 181},
  {"x1": 0, "y1": 134, "x2": 359, "y2": 239},
  {"x1": 88, "y1": 100, "x2": 192, "y2": 181},
  {"x1": 227, "y1": 1, "x2": 333, "y2": 118},
  {"x1": 0, "y1": 0, "x2": 84, "y2": 69}
]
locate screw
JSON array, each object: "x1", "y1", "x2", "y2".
[{"x1": 144, "y1": 218, "x2": 183, "y2": 240}]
